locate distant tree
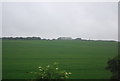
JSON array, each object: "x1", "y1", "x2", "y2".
[
  {"x1": 47, "y1": 39, "x2": 50, "y2": 40},
  {"x1": 15, "y1": 37, "x2": 20, "y2": 40},
  {"x1": 42, "y1": 39, "x2": 47, "y2": 40},
  {"x1": 75, "y1": 38, "x2": 82, "y2": 40},
  {"x1": 26, "y1": 37, "x2": 32, "y2": 40},
  {"x1": 57, "y1": 37, "x2": 61, "y2": 40},
  {"x1": 106, "y1": 55, "x2": 120, "y2": 80},
  {"x1": 32, "y1": 37, "x2": 41, "y2": 40},
  {"x1": 52, "y1": 39, "x2": 56, "y2": 40},
  {"x1": 19, "y1": 37, "x2": 23, "y2": 40},
  {"x1": 57, "y1": 37, "x2": 72, "y2": 40}
]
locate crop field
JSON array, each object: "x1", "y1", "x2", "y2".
[{"x1": 2, "y1": 40, "x2": 118, "y2": 79}]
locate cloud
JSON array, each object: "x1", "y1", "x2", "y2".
[{"x1": 2, "y1": 2, "x2": 118, "y2": 40}]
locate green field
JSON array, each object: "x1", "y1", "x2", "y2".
[{"x1": 2, "y1": 40, "x2": 118, "y2": 79}]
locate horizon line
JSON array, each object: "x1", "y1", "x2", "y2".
[{"x1": 1, "y1": 36, "x2": 118, "y2": 41}]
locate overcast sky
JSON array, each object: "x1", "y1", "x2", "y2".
[{"x1": 2, "y1": 2, "x2": 118, "y2": 40}]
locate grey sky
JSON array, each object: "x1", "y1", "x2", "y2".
[{"x1": 2, "y1": 2, "x2": 118, "y2": 40}]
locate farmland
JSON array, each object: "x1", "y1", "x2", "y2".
[{"x1": 2, "y1": 40, "x2": 118, "y2": 79}]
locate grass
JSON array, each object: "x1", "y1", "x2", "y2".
[{"x1": 2, "y1": 40, "x2": 118, "y2": 79}]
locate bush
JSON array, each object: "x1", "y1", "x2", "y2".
[
  {"x1": 28, "y1": 62, "x2": 72, "y2": 81},
  {"x1": 106, "y1": 56, "x2": 120, "y2": 80}
]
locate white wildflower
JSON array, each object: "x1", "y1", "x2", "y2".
[
  {"x1": 68, "y1": 72, "x2": 72, "y2": 74},
  {"x1": 39, "y1": 69, "x2": 42, "y2": 71},
  {"x1": 55, "y1": 68, "x2": 58, "y2": 70},
  {"x1": 65, "y1": 72, "x2": 68, "y2": 75},
  {"x1": 38, "y1": 66, "x2": 42, "y2": 69},
  {"x1": 65, "y1": 76, "x2": 68, "y2": 78}
]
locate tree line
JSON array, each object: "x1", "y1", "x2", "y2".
[
  {"x1": 2, "y1": 37, "x2": 82, "y2": 40},
  {"x1": 2, "y1": 37, "x2": 42, "y2": 40}
]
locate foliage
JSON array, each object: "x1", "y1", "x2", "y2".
[
  {"x1": 28, "y1": 62, "x2": 72, "y2": 81},
  {"x1": 106, "y1": 56, "x2": 120, "y2": 80}
]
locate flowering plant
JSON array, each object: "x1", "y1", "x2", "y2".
[{"x1": 28, "y1": 62, "x2": 72, "y2": 81}]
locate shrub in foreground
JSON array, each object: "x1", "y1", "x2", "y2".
[
  {"x1": 28, "y1": 62, "x2": 72, "y2": 81},
  {"x1": 106, "y1": 56, "x2": 120, "y2": 80}
]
